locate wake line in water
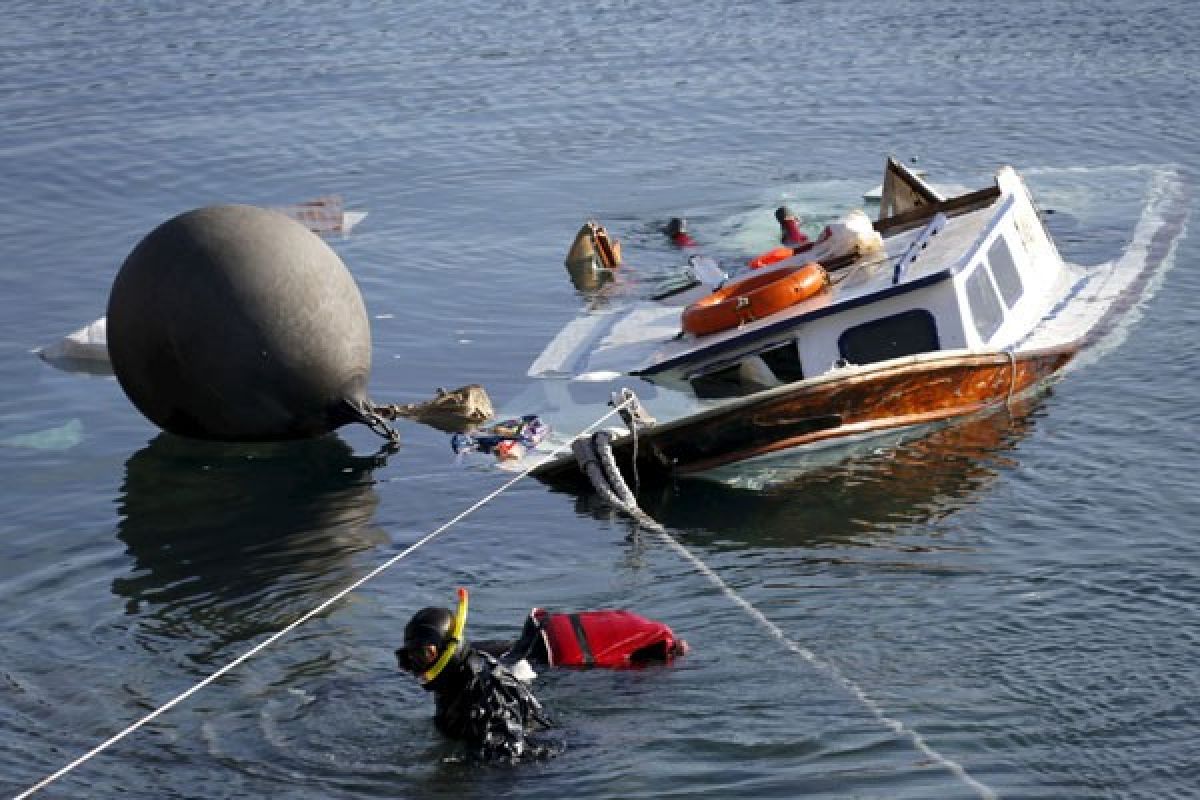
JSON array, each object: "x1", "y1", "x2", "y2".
[
  {"x1": 1013, "y1": 165, "x2": 1189, "y2": 362},
  {"x1": 1065, "y1": 166, "x2": 1191, "y2": 372},
  {"x1": 1023, "y1": 163, "x2": 1178, "y2": 176}
]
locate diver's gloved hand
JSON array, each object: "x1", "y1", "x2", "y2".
[
  {"x1": 509, "y1": 658, "x2": 537, "y2": 683},
  {"x1": 501, "y1": 608, "x2": 550, "y2": 666}
]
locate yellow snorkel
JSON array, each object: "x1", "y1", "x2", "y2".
[{"x1": 419, "y1": 587, "x2": 469, "y2": 685}]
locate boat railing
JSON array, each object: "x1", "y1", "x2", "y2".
[
  {"x1": 875, "y1": 184, "x2": 1001, "y2": 236},
  {"x1": 892, "y1": 213, "x2": 948, "y2": 285}
]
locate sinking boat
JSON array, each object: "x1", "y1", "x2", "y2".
[{"x1": 523, "y1": 157, "x2": 1189, "y2": 487}]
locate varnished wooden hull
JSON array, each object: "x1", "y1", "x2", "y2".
[{"x1": 532, "y1": 345, "x2": 1077, "y2": 488}]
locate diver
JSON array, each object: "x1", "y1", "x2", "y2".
[
  {"x1": 665, "y1": 216, "x2": 698, "y2": 248},
  {"x1": 396, "y1": 589, "x2": 554, "y2": 762},
  {"x1": 775, "y1": 205, "x2": 809, "y2": 247},
  {"x1": 397, "y1": 589, "x2": 688, "y2": 761}
]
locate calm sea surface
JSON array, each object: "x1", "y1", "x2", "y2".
[{"x1": 2, "y1": 1, "x2": 1197, "y2": 798}]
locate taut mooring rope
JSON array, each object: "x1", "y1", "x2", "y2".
[
  {"x1": 576, "y1": 429, "x2": 998, "y2": 800},
  {"x1": 12, "y1": 399, "x2": 634, "y2": 800}
]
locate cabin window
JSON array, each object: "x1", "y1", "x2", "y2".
[
  {"x1": 689, "y1": 341, "x2": 804, "y2": 398},
  {"x1": 965, "y1": 262, "x2": 1004, "y2": 341},
  {"x1": 758, "y1": 341, "x2": 805, "y2": 383},
  {"x1": 837, "y1": 310, "x2": 940, "y2": 365},
  {"x1": 988, "y1": 235, "x2": 1023, "y2": 308},
  {"x1": 689, "y1": 363, "x2": 744, "y2": 398}
]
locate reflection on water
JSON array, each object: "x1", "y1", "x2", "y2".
[
  {"x1": 627, "y1": 398, "x2": 1047, "y2": 549},
  {"x1": 113, "y1": 434, "x2": 391, "y2": 654}
]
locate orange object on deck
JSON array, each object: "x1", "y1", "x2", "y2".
[
  {"x1": 748, "y1": 245, "x2": 796, "y2": 270},
  {"x1": 681, "y1": 262, "x2": 827, "y2": 337}
]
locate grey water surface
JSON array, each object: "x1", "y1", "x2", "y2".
[{"x1": 2, "y1": 1, "x2": 1197, "y2": 798}]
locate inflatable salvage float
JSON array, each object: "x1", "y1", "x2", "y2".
[
  {"x1": 48, "y1": 203, "x2": 493, "y2": 443},
  {"x1": 104, "y1": 204, "x2": 402, "y2": 442},
  {"x1": 36, "y1": 195, "x2": 367, "y2": 376}
]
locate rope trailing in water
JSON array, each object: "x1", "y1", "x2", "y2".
[
  {"x1": 12, "y1": 398, "x2": 635, "y2": 800},
  {"x1": 1004, "y1": 348, "x2": 1019, "y2": 409},
  {"x1": 574, "y1": 425, "x2": 998, "y2": 800}
]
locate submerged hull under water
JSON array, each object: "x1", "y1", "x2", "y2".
[{"x1": 530, "y1": 346, "x2": 1074, "y2": 490}]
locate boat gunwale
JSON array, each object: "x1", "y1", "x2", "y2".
[
  {"x1": 634, "y1": 344, "x2": 1075, "y2": 437},
  {"x1": 673, "y1": 350, "x2": 1073, "y2": 474},
  {"x1": 531, "y1": 343, "x2": 1078, "y2": 481}
]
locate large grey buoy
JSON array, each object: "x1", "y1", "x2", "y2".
[{"x1": 107, "y1": 205, "x2": 393, "y2": 442}]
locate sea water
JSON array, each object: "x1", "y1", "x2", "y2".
[{"x1": 2, "y1": 1, "x2": 1198, "y2": 797}]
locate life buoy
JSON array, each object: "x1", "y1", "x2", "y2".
[
  {"x1": 748, "y1": 245, "x2": 795, "y2": 270},
  {"x1": 681, "y1": 262, "x2": 827, "y2": 337}
]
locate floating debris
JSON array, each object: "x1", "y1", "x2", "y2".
[
  {"x1": 451, "y1": 414, "x2": 548, "y2": 461},
  {"x1": 1, "y1": 418, "x2": 84, "y2": 451},
  {"x1": 375, "y1": 384, "x2": 495, "y2": 433},
  {"x1": 274, "y1": 195, "x2": 368, "y2": 235},
  {"x1": 563, "y1": 219, "x2": 622, "y2": 291}
]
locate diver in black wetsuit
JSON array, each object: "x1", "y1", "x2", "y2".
[{"x1": 395, "y1": 589, "x2": 554, "y2": 762}]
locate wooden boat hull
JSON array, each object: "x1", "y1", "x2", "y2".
[{"x1": 532, "y1": 345, "x2": 1077, "y2": 488}]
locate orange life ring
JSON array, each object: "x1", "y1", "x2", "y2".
[{"x1": 681, "y1": 262, "x2": 827, "y2": 337}]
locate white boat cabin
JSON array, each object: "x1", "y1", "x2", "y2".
[
  {"x1": 632, "y1": 167, "x2": 1068, "y2": 398},
  {"x1": 528, "y1": 162, "x2": 1070, "y2": 403}
]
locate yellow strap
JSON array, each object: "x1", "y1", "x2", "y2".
[{"x1": 419, "y1": 587, "x2": 469, "y2": 684}]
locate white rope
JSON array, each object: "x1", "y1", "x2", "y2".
[
  {"x1": 578, "y1": 433, "x2": 997, "y2": 800},
  {"x1": 1004, "y1": 349, "x2": 1019, "y2": 409},
  {"x1": 650, "y1": 530, "x2": 997, "y2": 800},
  {"x1": 12, "y1": 400, "x2": 633, "y2": 800}
]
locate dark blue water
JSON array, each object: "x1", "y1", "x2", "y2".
[{"x1": 2, "y1": 1, "x2": 1197, "y2": 797}]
